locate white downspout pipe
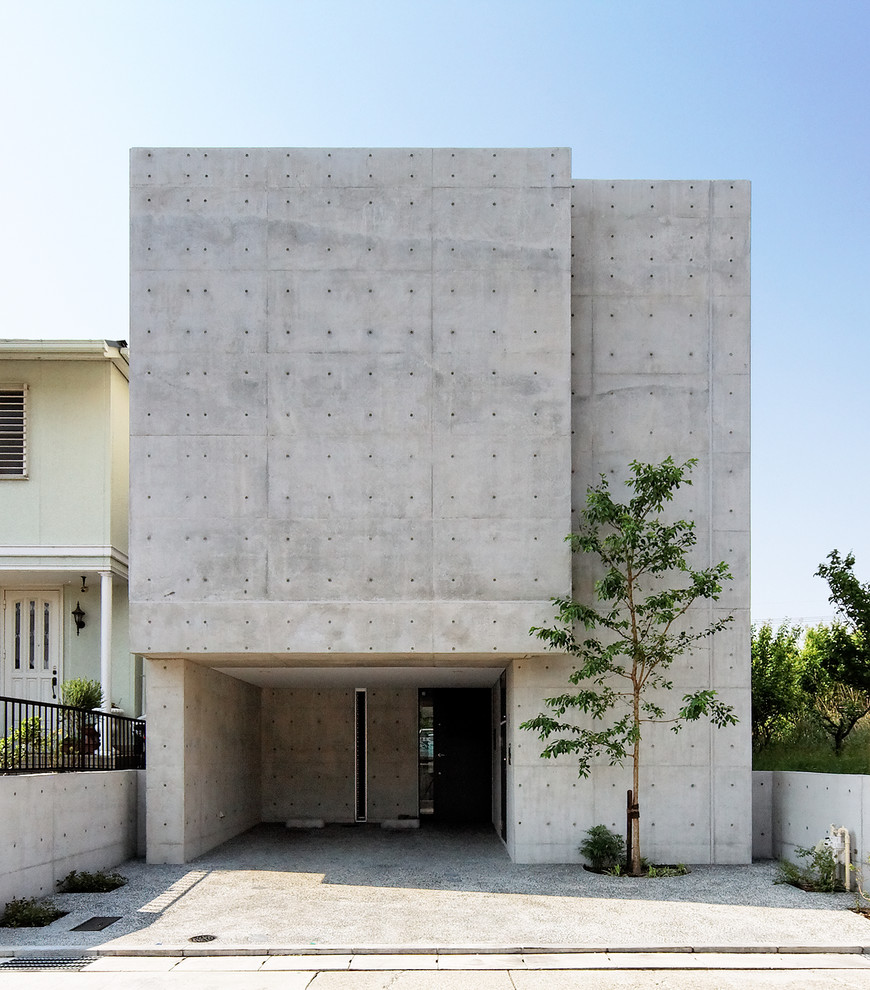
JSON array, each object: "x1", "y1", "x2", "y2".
[{"x1": 99, "y1": 570, "x2": 113, "y2": 712}]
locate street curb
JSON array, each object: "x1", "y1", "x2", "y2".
[{"x1": 3, "y1": 944, "x2": 870, "y2": 958}]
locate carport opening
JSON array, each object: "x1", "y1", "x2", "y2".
[{"x1": 153, "y1": 660, "x2": 510, "y2": 863}]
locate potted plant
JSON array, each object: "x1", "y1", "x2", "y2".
[{"x1": 60, "y1": 678, "x2": 103, "y2": 756}]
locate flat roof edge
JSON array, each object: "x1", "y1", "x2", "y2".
[{"x1": 0, "y1": 339, "x2": 129, "y2": 368}]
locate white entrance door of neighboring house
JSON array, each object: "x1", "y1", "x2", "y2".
[{"x1": 2, "y1": 590, "x2": 62, "y2": 702}]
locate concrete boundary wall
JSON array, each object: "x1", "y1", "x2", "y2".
[
  {"x1": 753, "y1": 770, "x2": 870, "y2": 867},
  {"x1": 0, "y1": 770, "x2": 143, "y2": 905}
]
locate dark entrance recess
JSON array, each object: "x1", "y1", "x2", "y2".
[{"x1": 419, "y1": 688, "x2": 492, "y2": 823}]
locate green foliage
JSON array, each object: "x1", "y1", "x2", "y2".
[
  {"x1": 749, "y1": 551, "x2": 870, "y2": 764},
  {"x1": 57, "y1": 869, "x2": 127, "y2": 893},
  {"x1": 0, "y1": 716, "x2": 43, "y2": 764},
  {"x1": 784, "y1": 552, "x2": 870, "y2": 756},
  {"x1": 751, "y1": 622, "x2": 805, "y2": 750},
  {"x1": 60, "y1": 677, "x2": 103, "y2": 710},
  {"x1": 605, "y1": 858, "x2": 688, "y2": 878},
  {"x1": 0, "y1": 716, "x2": 58, "y2": 769},
  {"x1": 775, "y1": 842, "x2": 841, "y2": 892},
  {"x1": 753, "y1": 717, "x2": 870, "y2": 774},
  {"x1": 645, "y1": 863, "x2": 689, "y2": 878},
  {"x1": 801, "y1": 624, "x2": 870, "y2": 755},
  {"x1": 520, "y1": 458, "x2": 737, "y2": 874},
  {"x1": 816, "y1": 551, "x2": 870, "y2": 666},
  {"x1": 579, "y1": 824, "x2": 625, "y2": 871},
  {"x1": 0, "y1": 897, "x2": 65, "y2": 927}
]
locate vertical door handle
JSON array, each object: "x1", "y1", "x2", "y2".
[{"x1": 52, "y1": 668, "x2": 58, "y2": 699}]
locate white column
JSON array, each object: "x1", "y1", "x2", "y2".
[{"x1": 100, "y1": 570, "x2": 113, "y2": 711}]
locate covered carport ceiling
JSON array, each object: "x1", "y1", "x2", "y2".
[
  {"x1": 215, "y1": 665, "x2": 505, "y2": 688},
  {"x1": 178, "y1": 651, "x2": 525, "y2": 688}
]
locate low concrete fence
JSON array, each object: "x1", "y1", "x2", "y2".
[
  {"x1": 0, "y1": 770, "x2": 145, "y2": 906},
  {"x1": 753, "y1": 770, "x2": 870, "y2": 868}
]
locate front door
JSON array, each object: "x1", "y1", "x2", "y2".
[
  {"x1": 420, "y1": 688, "x2": 492, "y2": 824},
  {"x1": 2, "y1": 590, "x2": 62, "y2": 702}
]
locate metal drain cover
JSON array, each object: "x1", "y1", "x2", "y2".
[
  {"x1": 188, "y1": 934, "x2": 217, "y2": 943},
  {"x1": 0, "y1": 957, "x2": 90, "y2": 971},
  {"x1": 71, "y1": 916, "x2": 122, "y2": 932}
]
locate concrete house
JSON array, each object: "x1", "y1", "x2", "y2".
[
  {"x1": 0, "y1": 339, "x2": 137, "y2": 714},
  {"x1": 130, "y1": 148, "x2": 750, "y2": 865}
]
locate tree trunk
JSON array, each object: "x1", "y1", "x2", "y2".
[{"x1": 629, "y1": 738, "x2": 642, "y2": 875}]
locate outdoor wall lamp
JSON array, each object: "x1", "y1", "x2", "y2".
[{"x1": 72, "y1": 602, "x2": 86, "y2": 635}]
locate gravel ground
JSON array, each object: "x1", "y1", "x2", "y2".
[{"x1": 1, "y1": 824, "x2": 869, "y2": 952}]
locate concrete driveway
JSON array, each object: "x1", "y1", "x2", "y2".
[{"x1": 1, "y1": 823, "x2": 869, "y2": 953}]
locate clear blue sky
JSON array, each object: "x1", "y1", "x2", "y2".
[{"x1": 2, "y1": 0, "x2": 867, "y2": 625}]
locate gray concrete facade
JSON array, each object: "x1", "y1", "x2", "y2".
[
  {"x1": 508, "y1": 177, "x2": 751, "y2": 863},
  {"x1": 129, "y1": 149, "x2": 750, "y2": 865}
]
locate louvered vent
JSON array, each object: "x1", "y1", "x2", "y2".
[{"x1": 0, "y1": 385, "x2": 26, "y2": 476}]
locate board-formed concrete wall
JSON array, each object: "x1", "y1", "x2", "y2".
[
  {"x1": 753, "y1": 770, "x2": 870, "y2": 867},
  {"x1": 261, "y1": 686, "x2": 418, "y2": 822},
  {"x1": 146, "y1": 658, "x2": 261, "y2": 863},
  {"x1": 130, "y1": 149, "x2": 750, "y2": 865},
  {"x1": 508, "y1": 179, "x2": 751, "y2": 864},
  {"x1": 0, "y1": 771, "x2": 142, "y2": 905},
  {"x1": 129, "y1": 148, "x2": 572, "y2": 658}
]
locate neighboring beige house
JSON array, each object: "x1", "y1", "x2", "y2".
[{"x1": 0, "y1": 339, "x2": 137, "y2": 714}]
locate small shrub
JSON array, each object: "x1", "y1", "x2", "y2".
[
  {"x1": 61, "y1": 678, "x2": 103, "y2": 710},
  {"x1": 0, "y1": 897, "x2": 65, "y2": 928},
  {"x1": 775, "y1": 842, "x2": 841, "y2": 892},
  {"x1": 580, "y1": 824, "x2": 625, "y2": 872},
  {"x1": 57, "y1": 870, "x2": 127, "y2": 894},
  {"x1": 0, "y1": 716, "x2": 47, "y2": 768},
  {"x1": 645, "y1": 863, "x2": 689, "y2": 878},
  {"x1": 607, "y1": 858, "x2": 689, "y2": 878}
]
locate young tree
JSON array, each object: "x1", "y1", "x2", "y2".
[
  {"x1": 751, "y1": 621, "x2": 805, "y2": 750},
  {"x1": 815, "y1": 551, "x2": 870, "y2": 691},
  {"x1": 800, "y1": 623, "x2": 870, "y2": 755},
  {"x1": 520, "y1": 458, "x2": 738, "y2": 875}
]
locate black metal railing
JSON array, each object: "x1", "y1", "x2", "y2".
[{"x1": 0, "y1": 695, "x2": 145, "y2": 773}]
